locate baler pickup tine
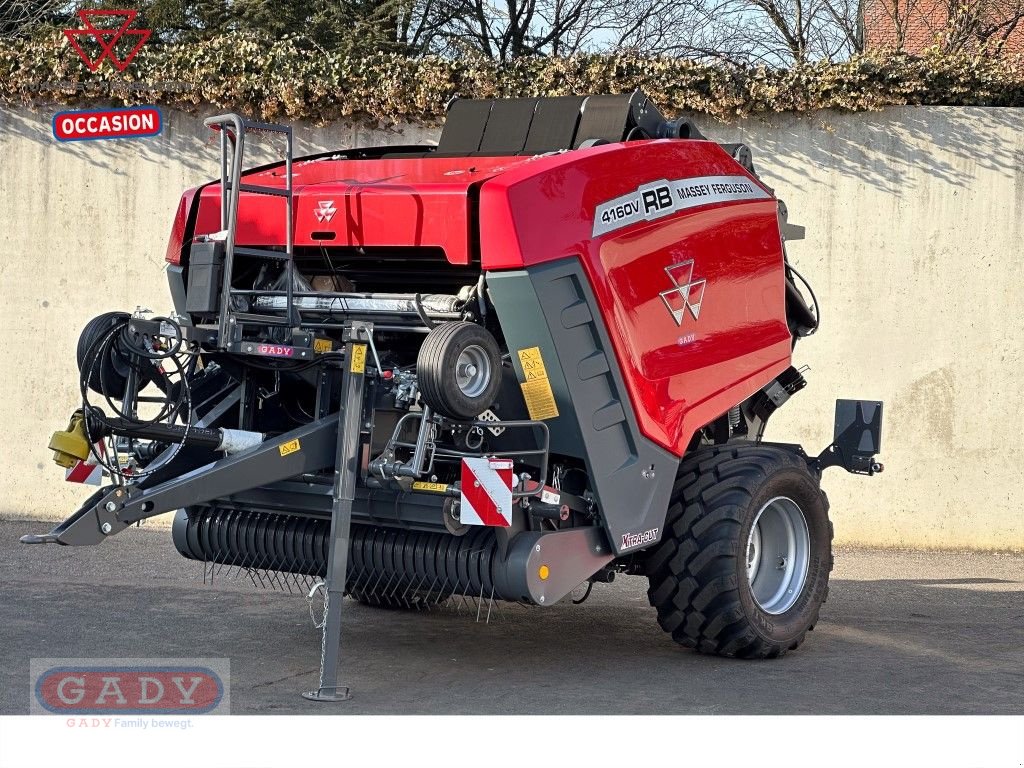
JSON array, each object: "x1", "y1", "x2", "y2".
[
  {"x1": 245, "y1": 567, "x2": 260, "y2": 589},
  {"x1": 485, "y1": 587, "x2": 496, "y2": 624}
]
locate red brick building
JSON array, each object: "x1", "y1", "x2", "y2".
[{"x1": 863, "y1": 0, "x2": 1024, "y2": 53}]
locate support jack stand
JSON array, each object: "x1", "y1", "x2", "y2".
[
  {"x1": 302, "y1": 321, "x2": 371, "y2": 703},
  {"x1": 301, "y1": 686, "x2": 352, "y2": 703}
]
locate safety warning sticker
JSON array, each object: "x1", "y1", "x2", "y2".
[
  {"x1": 412, "y1": 481, "x2": 450, "y2": 494},
  {"x1": 517, "y1": 346, "x2": 559, "y2": 420},
  {"x1": 593, "y1": 175, "x2": 771, "y2": 237},
  {"x1": 279, "y1": 438, "x2": 301, "y2": 457},
  {"x1": 350, "y1": 344, "x2": 367, "y2": 373}
]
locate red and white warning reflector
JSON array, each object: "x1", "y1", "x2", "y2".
[
  {"x1": 460, "y1": 457, "x2": 513, "y2": 527},
  {"x1": 64, "y1": 441, "x2": 106, "y2": 485}
]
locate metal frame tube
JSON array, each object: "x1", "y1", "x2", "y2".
[
  {"x1": 203, "y1": 114, "x2": 296, "y2": 346},
  {"x1": 303, "y1": 321, "x2": 370, "y2": 702}
]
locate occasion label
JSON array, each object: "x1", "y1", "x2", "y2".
[{"x1": 53, "y1": 106, "x2": 162, "y2": 142}]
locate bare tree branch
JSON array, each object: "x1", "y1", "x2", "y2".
[
  {"x1": 0, "y1": 0, "x2": 73, "y2": 37},
  {"x1": 866, "y1": 0, "x2": 1024, "y2": 52}
]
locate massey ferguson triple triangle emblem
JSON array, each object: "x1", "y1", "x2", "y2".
[
  {"x1": 63, "y1": 10, "x2": 151, "y2": 72},
  {"x1": 660, "y1": 260, "x2": 706, "y2": 324},
  {"x1": 314, "y1": 200, "x2": 337, "y2": 223}
]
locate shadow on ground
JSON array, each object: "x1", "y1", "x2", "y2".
[{"x1": 1, "y1": 520, "x2": 1020, "y2": 715}]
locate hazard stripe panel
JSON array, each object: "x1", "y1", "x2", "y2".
[
  {"x1": 65, "y1": 441, "x2": 105, "y2": 485},
  {"x1": 460, "y1": 457, "x2": 513, "y2": 527}
]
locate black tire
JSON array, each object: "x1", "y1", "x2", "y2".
[
  {"x1": 645, "y1": 445, "x2": 833, "y2": 659},
  {"x1": 416, "y1": 321, "x2": 502, "y2": 421}
]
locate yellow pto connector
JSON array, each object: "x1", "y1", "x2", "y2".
[{"x1": 49, "y1": 410, "x2": 91, "y2": 468}]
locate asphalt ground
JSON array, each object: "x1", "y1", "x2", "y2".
[{"x1": 1, "y1": 519, "x2": 1021, "y2": 715}]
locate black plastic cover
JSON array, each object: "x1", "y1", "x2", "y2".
[{"x1": 185, "y1": 240, "x2": 224, "y2": 315}]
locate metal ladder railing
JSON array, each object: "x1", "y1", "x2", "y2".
[{"x1": 203, "y1": 114, "x2": 296, "y2": 349}]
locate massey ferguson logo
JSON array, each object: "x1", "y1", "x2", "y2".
[
  {"x1": 592, "y1": 174, "x2": 771, "y2": 237},
  {"x1": 63, "y1": 10, "x2": 151, "y2": 72},
  {"x1": 314, "y1": 200, "x2": 336, "y2": 223},
  {"x1": 660, "y1": 260, "x2": 706, "y2": 325},
  {"x1": 621, "y1": 527, "x2": 659, "y2": 550}
]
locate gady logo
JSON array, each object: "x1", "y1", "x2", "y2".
[
  {"x1": 31, "y1": 658, "x2": 229, "y2": 715},
  {"x1": 63, "y1": 10, "x2": 150, "y2": 72},
  {"x1": 659, "y1": 260, "x2": 706, "y2": 325}
]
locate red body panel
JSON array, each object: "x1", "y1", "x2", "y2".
[
  {"x1": 476, "y1": 140, "x2": 792, "y2": 455},
  {"x1": 191, "y1": 155, "x2": 532, "y2": 265},
  {"x1": 165, "y1": 185, "x2": 198, "y2": 265},
  {"x1": 176, "y1": 140, "x2": 792, "y2": 456}
]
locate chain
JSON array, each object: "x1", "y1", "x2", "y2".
[
  {"x1": 307, "y1": 580, "x2": 327, "y2": 627},
  {"x1": 306, "y1": 580, "x2": 329, "y2": 688}
]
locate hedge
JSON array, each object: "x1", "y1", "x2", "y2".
[{"x1": 2, "y1": 31, "x2": 1023, "y2": 123}]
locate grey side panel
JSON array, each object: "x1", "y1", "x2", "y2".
[
  {"x1": 488, "y1": 260, "x2": 679, "y2": 556},
  {"x1": 166, "y1": 265, "x2": 191, "y2": 324},
  {"x1": 486, "y1": 270, "x2": 585, "y2": 456}
]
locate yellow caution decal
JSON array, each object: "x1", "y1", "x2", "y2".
[
  {"x1": 516, "y1": 346, "x2": 559, "y2": 420},
  {"x1": 350, "y1": 344, "x2": 367, "y2": 374},
  {"x1": 279, "y1": 438, "x2": 301, "y2": 457},
  {"x1": 412, "y1": 481, "x2": 450, "y2": 494},
  {"x1": 313, "y1": 337, "x2": 334, "y2": 354}
]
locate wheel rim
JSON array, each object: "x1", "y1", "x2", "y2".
[
  {"x1": 745, "y1": 496, "x2": 810, "y2": 615},
  {"x1": 455, "y1": 344, "x2": 491, "y2": 400}
]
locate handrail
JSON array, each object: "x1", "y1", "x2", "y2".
[{"x1": 203, "y1": 113, "x2": 296, "y2": 346}]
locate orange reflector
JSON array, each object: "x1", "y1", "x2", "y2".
[{"x1": 538, "y1": 565, "x2": 550, "y2": 581}]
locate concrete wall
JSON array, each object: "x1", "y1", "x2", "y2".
[{"x1": 1, "y1": 105, "x2": 1021, "y2": 550}]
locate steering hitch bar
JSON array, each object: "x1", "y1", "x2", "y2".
[{"x1": 21, "y1": 415, "x2": 340, "y2": 547}]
